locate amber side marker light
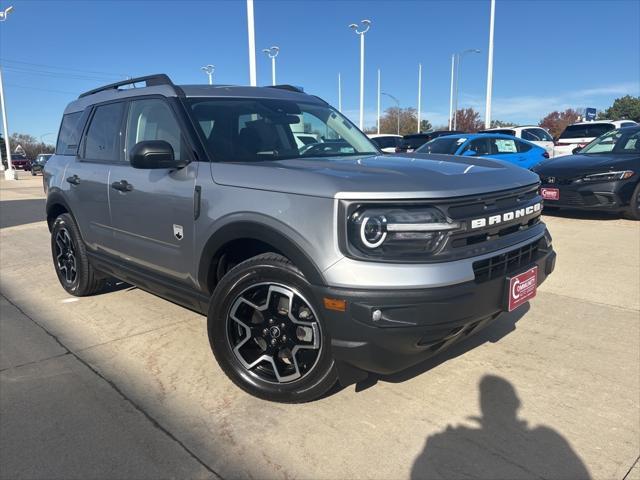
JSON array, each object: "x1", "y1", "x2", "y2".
[{"x1": 323, "y1": 297, "x2": 347, "y2": 312}]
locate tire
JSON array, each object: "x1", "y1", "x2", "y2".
[
  {"x1": 624, "y1": 183, "x2": 640, "y2": 220},
  {"x1": 208, "y1": 253, "x2": 338, "y2": 403},
  {"x1": 51, "y1": 213, "x2": 105, "y2": 296},
  {"x1": 31, "y1": 171, "x2": 36, "y2": 176}
]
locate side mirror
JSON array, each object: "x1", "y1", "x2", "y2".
[
  {"x1": 130, "y1": 140, "x2": 188, "y2": 169},
  {"x1": 572, "y1": 146, "x2": 582, "y2": 154},
  {"x1": 462, "y1": 149, "x2": 477, "y2": 157}
]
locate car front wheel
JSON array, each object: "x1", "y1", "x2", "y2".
[
  {"x1": 625, "y1": 183, "x2": 640, "y2": 220},
  {"x1": 208, "y1": 253, "x2": 338, "y2": 402}
]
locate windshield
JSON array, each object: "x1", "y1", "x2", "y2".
[
  {"x1": 579, "y1": 128, "x2": 640, "y2": 154},
  {"x1": 187, "y1": 98, "x2": 378, "y2": 162},
  {"x1": 416, "y1": 137, "x2": 466, "y2": 154},
  {"x1": 559, "y1": 123, "x2": 615, "y2": 139}
]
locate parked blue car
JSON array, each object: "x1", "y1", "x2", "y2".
[{"x1": 415, "y1": 133, "x2": 549, "y2": 169}]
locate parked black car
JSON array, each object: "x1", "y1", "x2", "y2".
[
  {"x1": 533, "y1": 126, "x2": 640, "y2": 219},
  {"x1": 395, "y1": 131, "x2": 465, "y2": 153},
  {"x1": 27, "y1": 153, "x2": 53, "y2": 175}
]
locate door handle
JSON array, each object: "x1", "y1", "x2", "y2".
[
  {"x1": 66, "y1": 175, "x2": 81, "y2": 185},
  {"x1": 111, "y1": 180, "x2": 133, "y2": 192}
]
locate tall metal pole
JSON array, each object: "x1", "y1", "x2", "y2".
[
  {"x1": 201, "y1": 65, "x2": 215, "y2": 85},
  {"x1": 485, "y1": 0, "x2": 496, "y2": 129},
  {"x1": 417, "y1": 63, "x2": 422, "y2": 133},
  {"x1": 377, "y1": 69, "x2": 380, "y2": 134},
  {"x1": 453, "y1": 49, "x2": 480, "y2": 130},
  {"x1": 246, "y1": 0, "x2": 257, "y2": 86},
  {"x1": 262, "y1": 47, "x2": 279, "y2": 86},
  {"x1": 349, "y1": 20, "x2": 371, "y2": 130},
  {"x1": 338, "y1": 73, "x2": 342, "y2": 112},
  {"x1": 0, "y1": 68, "x2": 16, "y2": 179},
  {"x1": 448, "y1": 55, "x2": 455, "y2": 131}
]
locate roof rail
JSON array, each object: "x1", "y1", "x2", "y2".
[
  {"x1": 267, "y1": 84, "x2": 304, "y2": 93},
  {"x1": 78, "y1": 74, "x2": 182, "y2": 98}
]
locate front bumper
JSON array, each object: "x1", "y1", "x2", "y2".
[
  {"x1": 314, "y1": 236, "x2": 556, "y2": 376},
  {"x1": 541, "y1": 179, "x2": 635, "y2": 211}
]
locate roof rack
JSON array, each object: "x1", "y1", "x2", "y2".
[
  {"x1": 267, "y1": 84, "x2": 304, "y2": 93},
  {"x1": 78, "y1": 74, "x2": 182, "y2": 98}
]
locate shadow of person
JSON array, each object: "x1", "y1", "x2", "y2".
[{"x1": 411, "y1": 375, "x2": 590, "y2": 480}]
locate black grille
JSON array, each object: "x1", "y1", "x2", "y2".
[{"x1": 473, "y1": 240, "x2": 541, "y2": 283}]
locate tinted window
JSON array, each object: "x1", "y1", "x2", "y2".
[
  {"x1": 533, "y1": 128, "x2": 553, "y2": 141},
  {"x1": 621, "y1": 122, "x2": 637, "y2": 128},
  {"x1": 372, "y1": 136, "x2": 400, "y2": 149},
  {"x1": 580, "y1": 128, "x2": 640, "y2": 154},
  {"x1": 418, "y1": 137, "x2": 466, "y2": 154},
  {"x1": 126, "y1": 99, "x2": 184, "y2": 161},
  {"x1": 516, "y1": 140, "x2": 532, "y2": 152},
  {"x1": 56, "y1": 112, "x2": 83, "y2": 155},
  {"x1": 188, "y1": 98, "x2": 376, "y2": 162},
  {"x1": 84, "y1": 103, "x2": 125, "y2": 161},
  {"x1": 466, "y1": 138, "x2": 492, "y2": 155},
  {"x1": 559, "y1": 123, "x2": 615, "y2": 139}
]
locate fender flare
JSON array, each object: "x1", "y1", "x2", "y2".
[
  {"x1": 45, "y1": 190, "x2": 74, "y2": 230},
  {"x1": 198, "y1": 219, "x2": 326, "y2": 289}
]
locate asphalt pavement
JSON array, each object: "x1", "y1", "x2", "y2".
[{"x1": 1, "y1": 171, "x2": 638, "y2": 480}]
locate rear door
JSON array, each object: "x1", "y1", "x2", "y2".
[
  {"x1": 522, "y1": 128, "x2": 554, "y2": 156},
  {"x1": 487, "y1": 137, "x2": 521, "y2": 164},
  {"x1": 65, "y1": 102, "x2": 124, "y2": 252},
  {"x1": 107, "y1": 97, "x2": 199, "y2": 285}
]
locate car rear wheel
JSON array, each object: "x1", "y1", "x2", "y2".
[
  {"x1": 51, "y1": 213, "x2": 106, "y2": 296},
  {"x1": 208, "y1": 253, "x2": 338, "y2": 403},
  {"x1": 625, "y1": 183, "x2": 640, "y2": 220}
]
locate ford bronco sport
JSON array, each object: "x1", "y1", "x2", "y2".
[{"x1": 44, "y1": 74, "x2": 556, "y2": 402}]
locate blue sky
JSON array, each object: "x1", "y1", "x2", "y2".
[{"x1": 1, "y1": 0, "x2": 639, "y2": 142}]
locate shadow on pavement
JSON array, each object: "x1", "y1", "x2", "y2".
[
  {"x1": 0, "y1": 199, "x2": 46, "y2": 229},
  {"x1": 410, "y1": 375, "x2": 591, "y2": 479}
]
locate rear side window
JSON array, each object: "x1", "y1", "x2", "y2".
[
  {"x1": 560, "y1": 123, "x2": 614, "y2": 139},
  {"x1": 83, "y1": 103, "x2": 125, "y2": 161},
  {"x1": 373, "y1": 136, "x2": 400, "y2": 149},
  {"x1": 56, "y1": 112, "x2": 83, "y2": 155},
  {"x1": 490, "y1": 138, "x2": 518, "y2": 154},
  {"x1": 516, "y1": 140, "x2": 532, "y2": 152}
]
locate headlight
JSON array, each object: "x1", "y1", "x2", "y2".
[
  {"x1": 347, "y1": 206, "x2": 459, "y2": 258},
  {"x1": 579, "y1": 170, "x2": 635, "y2": 183}
]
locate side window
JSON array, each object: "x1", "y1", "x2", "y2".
[
  {"x1": 126, "y1": 98, "x2": 184, "y2": 162},
  {"x1": 465, "y1": 138, "x2": 490, "y2": 155},
  {"x1": 491, "y1": 138, "x2": 518, "y2": 154},
  {"x1": 622, "y1": 122, "x2": 637, "y2": 128},
  {"x1": 83, "y1": 103, "x2": 125, "y2": 161},
  {"x1": 521, "y1": 129, "x2": 537, "y2": 141},
  {"x1": 56, "y1": 112, "x2": 83, "y2": 155},
  {"x1": 534, "y1": 128, "x2": 553, "y2": 141},
  {"x1": 516, "y1": 139, "x2": 532, "y2": 152}
]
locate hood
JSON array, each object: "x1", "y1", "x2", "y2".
[
  {"x1": 534, "y1": 153, "x2": 640, "y2": 178},
  {"x1": 210, "y1": 153, "x2": 540, "y2": 199}
]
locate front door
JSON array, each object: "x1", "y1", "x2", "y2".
[{"x1": 107, "y1": 97, "x2": 198, "y2": 285}]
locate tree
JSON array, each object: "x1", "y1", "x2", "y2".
[
  {"x1": 9, "y1": 133, "x2": 54, "y2": 159},
  {"x1": 420, "y1": 119, "x2": 432, "y2": 132},
  {"x1": 490, "y1": 119, "x2": 516, "y2": 128},
  {"x1": 453, "y1": 108, "x2": 483, "y2": 132},
  {"x1": 538, "y1": 109, "x2": 581, "y2": 139},
  {"x1": 377, "y1": 107, "x2": 430, "y2": 136},
  {"x1": 598, "y1": 95, "x2": 640, "y2": 122}
]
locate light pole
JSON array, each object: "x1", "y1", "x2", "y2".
[
  {"x1": 262, "y1": 46, "x2": 279, "y2": 86},
  {"x1": 485, "y1": 0, "x2": 496, "y2": 129},
  {"x1": 337, "y1": 73, "x2": 342, "y2": 112},
  {"x1": 448, "y1": 54, "x2": 455, "y2": 130},
  {"x1": 381, "y1": 92, "x2": 400, "y2": 136},
  {"x1": 453, "y1": 48, "x2": 480, "y2": 130},
  {"x1": 417, "y1": 63, "x2": 422, "y2": 133},
  {"x1": 201, "y1": 65, "x2": 215, "y2": 85},
  {"x1": 349, "y1": 19, "x2": 371, "y2": 130},
  {"x1": 376, "y1": 69, "x2": 381, "y2": 134},
  {"x1": 0, "y1": 5, "x2": 16, "y2": 179},
  {"x1": 246, "y1": 0, "x2": 257, "y2": 86}
]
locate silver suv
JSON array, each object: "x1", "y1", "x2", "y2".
[{"x1": 44, "y1": 74, "x2": 556, "y2": 402}]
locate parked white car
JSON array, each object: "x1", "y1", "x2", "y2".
[
  {"x1": 368, "y1": 134, "x2": 402, "y2": 153},
  {"x1": 554, "y1": 120, "x2": 638, "y2": 157},
  {"x1": 481, "y1": 126, "x2": 555, "y2": 157}
]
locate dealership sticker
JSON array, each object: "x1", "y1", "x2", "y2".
[
  {"x1": 508, "y1": 266, "x2": 538, "y2": 312},
  {"x1": 541, "y1": 188, "x2": 560, "y2": 201}
]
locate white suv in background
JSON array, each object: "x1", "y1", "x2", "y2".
[
  {"x1": 482, "y1": 126, "x2": 555, "y2": 157},
  {"x1": 367, "y1": 134, "x2": 402, "y2": 153},
  {"x1": 554, "y1": 120, "x2": 638, "y2": 157}
]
